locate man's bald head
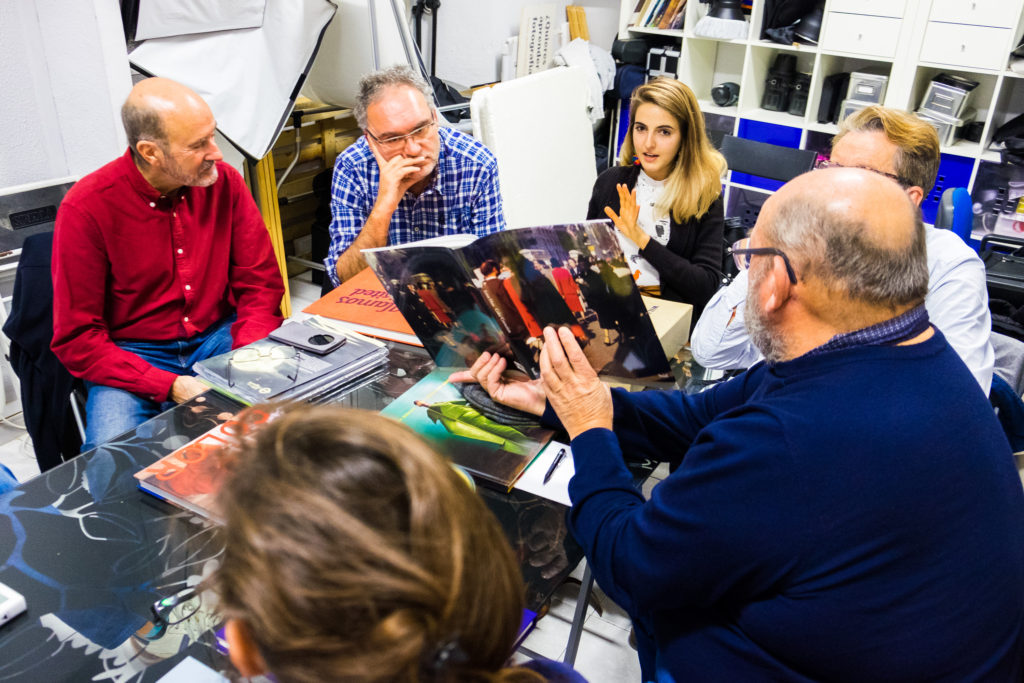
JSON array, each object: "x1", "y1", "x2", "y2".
[
  {"x1": 760, "y1": 167, "x2": 927, "y2": 311},
  {"x1": 122, "y1": 78, "x2": 211, "y2": 162},
  {"x1": 121, "y1": 78, "x2": 222, "y2": 192}
]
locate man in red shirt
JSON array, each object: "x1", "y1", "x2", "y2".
[{"x1": 52, "y1": 77, "x2": 284, "y2": 451}]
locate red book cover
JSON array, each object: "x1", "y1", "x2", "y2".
[
  {"x1": 133, "y1": 408, "x2": 274, "y2": 520},
  {"x1": 302, "y1": 267, "x2": 422, "y2": 346}
]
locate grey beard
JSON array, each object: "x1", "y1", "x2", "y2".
[{"x1": 744, "y1": 293, "x2": 788, "y2": 365}]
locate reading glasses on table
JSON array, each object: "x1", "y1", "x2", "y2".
[{"x1": 226, "y1": 344, "x2": 300, "y2": 387}]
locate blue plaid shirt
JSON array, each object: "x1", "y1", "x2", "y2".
[{"x1": 325, "y1": 127, "x2": 506, "y2": 287}]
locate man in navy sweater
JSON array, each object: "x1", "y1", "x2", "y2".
[{"x1": 454, "y1": 167, "x2": 1024, "y2": 681}]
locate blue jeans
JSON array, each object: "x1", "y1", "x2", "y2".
[{"x1": 82, "y1": 317, "x2": 234, "y2": 452}]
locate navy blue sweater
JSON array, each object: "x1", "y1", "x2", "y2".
[{"x1": 555, "y1": 331, "x2": 1024, "y2": 681}]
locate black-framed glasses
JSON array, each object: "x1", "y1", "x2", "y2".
[
  {"x1": 226, "y1": 344, "x2": 299, "y2": 388},
  {"x1": 143, "y1": 586, "x2": 201, "y2": 640},
  {"x1": 729, "y1": 239, "x2": 798, "y2": 284},
  {"x1": 814, "y1": 158, "x2": 913, "y2": 189},
  {"x1": 366, "y1": 120, "x2": 437, "y2": 150}
]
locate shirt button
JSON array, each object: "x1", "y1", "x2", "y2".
[
  {"x1": 185, "y1": 285, "x2": 191, "y2": 291},
  {"x1": 149, "y1": 202, "x2": 156, "y2": 208},
  {"x1": 184, "y1": 316, "x2": 190, "y2": 323},
  {"x1": 177, "y1": 248, "x2": 183, "y2": 254}
]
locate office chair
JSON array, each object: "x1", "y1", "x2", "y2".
[
  {"x1": 934, "y1": 186, "x2": 973, "y2": 245},
  {"x1": 2, "y1": 233, "x2": 84, "y2": 470},
  {"x1": 719, "y1": 134, "x2": 817, "y2": 184}
]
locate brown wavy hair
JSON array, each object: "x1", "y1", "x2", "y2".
[
  {"x1": 211, "y1": 405, "x2": 544, "y2": 683},
  {"x1": 619, "y1": 77, "x2": 726, "y2": 222}
]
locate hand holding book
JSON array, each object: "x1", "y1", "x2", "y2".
[
  {"x1": 450, "y1": 351, "x2": 546, "y2": 417},
  {"x1": 538, "y1": 327, "x2": 614, "y2": 440}
]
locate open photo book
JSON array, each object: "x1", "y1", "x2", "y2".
[
  {"x1": 363, "y1": 220, "x2": 672, "y2": 381},
  {"x1": 381, "y1": 368, "x2": 554, "y2": 491}
]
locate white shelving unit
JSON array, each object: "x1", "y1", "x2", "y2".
[{"x1": 617, "y1": 0, "x2": 1024, "y2": 223}]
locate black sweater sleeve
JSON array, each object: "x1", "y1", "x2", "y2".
[
  {"x1": 640, "y1": 198, "x2": 724, "y2": 312},
  {"x1": 587, "y1": 167, "x2": 626, "y2": 220}
]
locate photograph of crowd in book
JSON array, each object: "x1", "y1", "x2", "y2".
[
  {"x1": 365, "y1": 221, "x2": 671, "y2": 380},
  {"x1": 368, "y1": 248, "x2": 515, "y2": 370},
  {"x1": 468, "y1": 222, "x2": 668, "y2": 380}
]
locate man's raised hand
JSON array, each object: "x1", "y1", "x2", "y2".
[
  {"x1": 368, "y1": 136, "x2": 427, "y2": 209},
  {"x1": 539, "y1": 327, "x2": 612, "y2": 439}
]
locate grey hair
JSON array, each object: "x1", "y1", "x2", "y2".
[
  {"x1": 353, "y1": 64, "x2": 434, "y2": 130},
  {"x1": 763, "y1": 189, "x2": 928, "y2": 309},
  {"x1": 121, "y1": 99, "x2": 167, "y2": 161}
]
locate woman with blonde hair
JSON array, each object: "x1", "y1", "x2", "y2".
[
  {"x1": 212, "y1": 405, "x2": 584, "y2": 683},
  {"x1": 588, "y1": 77, "x2": 726, "y2": 321}
]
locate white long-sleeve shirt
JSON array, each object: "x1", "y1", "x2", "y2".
[{"x1": 691, "y1": 227, "x2": 995, "y2": 394}]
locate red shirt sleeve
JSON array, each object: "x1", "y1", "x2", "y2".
[{"x1": 51, "y1": 203, "x2": 179, "y2": 402}]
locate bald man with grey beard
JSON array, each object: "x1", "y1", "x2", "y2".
[{"x1": 454, "y1": 168, "x2": 1024, "y2": 682}]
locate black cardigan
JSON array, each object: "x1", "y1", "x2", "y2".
[{"x1": 586, "y1": 165, "x2": 724, "y2": 321}]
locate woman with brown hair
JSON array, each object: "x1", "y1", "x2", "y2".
[
  {"x1": 588, "y1": 77, "x2": 727, "y2": 323},
  {"x1": 211, "y1": 405, "x2": 583, "y2": 683}
]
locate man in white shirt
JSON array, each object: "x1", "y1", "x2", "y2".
[{"x1": 691, "y1": 105, "x2": 994, "y2": 394}]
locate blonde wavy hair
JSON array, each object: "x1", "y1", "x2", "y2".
[
  {"x1": 212, "y1": 405, "x2": 544, "y2": 683},
  {"x1": 619, "y1": 78, "x2": 727, "y2": 222},
  {"x1": 833, "y1": 105, "x2": 940, "y2": 193}
]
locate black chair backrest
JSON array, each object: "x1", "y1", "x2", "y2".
[{"x1": 719, "y1": 134, "x2": 817, "y2": 183}]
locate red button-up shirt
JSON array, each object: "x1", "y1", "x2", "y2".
[{"x1": 52, "y1": 149, "x2": 284, "y2": 403}]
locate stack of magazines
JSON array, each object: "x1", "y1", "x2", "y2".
[{"x1": 193, "y1": 319, "x2": 389, "y2": 405}]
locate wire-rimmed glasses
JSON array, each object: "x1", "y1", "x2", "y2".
[
  {"x1": 365, "y1": 120, "x2": 437, "y2": 151},
  {"x1": 226, "y1": 345, "x2": 299, "y2": 388}
]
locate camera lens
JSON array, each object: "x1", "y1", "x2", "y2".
[{"x1": 308, "y1": 334, "x2": 335, "y2": 346}]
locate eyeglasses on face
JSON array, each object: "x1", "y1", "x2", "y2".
[
  {"x1": 366, "y1": 120, "x2": 437, "y2": 149},
  {"x1": 729, "y1": 239, "x2": 798, "y2": 285},
  {"x1": 814, "y1": 158, "x2": 912, "y2": 189}
]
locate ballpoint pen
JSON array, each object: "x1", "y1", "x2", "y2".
[{"x1": 543, "y1": 448, "x2": 567, "y2": 485}]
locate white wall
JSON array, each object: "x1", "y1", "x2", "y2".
[
  {"x1": 0, "y1": 0, "x2": 131, "y2": 190},
  {"x1": 426, "y1": 0, "x2": 620, "y2": 87}
]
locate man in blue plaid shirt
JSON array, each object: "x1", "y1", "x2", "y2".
[{"x1": 325, "y1": 65, "x2": 506, "y2": 287}]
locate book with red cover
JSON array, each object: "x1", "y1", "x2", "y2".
[
  {"x1": 303, "y1": 267, "x2": 422, "y2": 346},
  {"x1": 133, "y1": 408, "x2": 274, "y2": 521}
]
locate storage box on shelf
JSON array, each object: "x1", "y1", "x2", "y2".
[
  {"x1": 806, "y1": 57, "x2": 893, "y2": 133},
  {"x1": 907, "y1": 69, "x2": 995, "y2": 155}
]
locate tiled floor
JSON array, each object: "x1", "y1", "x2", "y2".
[{"x1": 0, "y1": 272, "x2": 651, "y2": 682}]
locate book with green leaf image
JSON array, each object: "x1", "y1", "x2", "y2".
[{"x1": 382, "y1": 368, "x2": 554, "y2": 491}]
